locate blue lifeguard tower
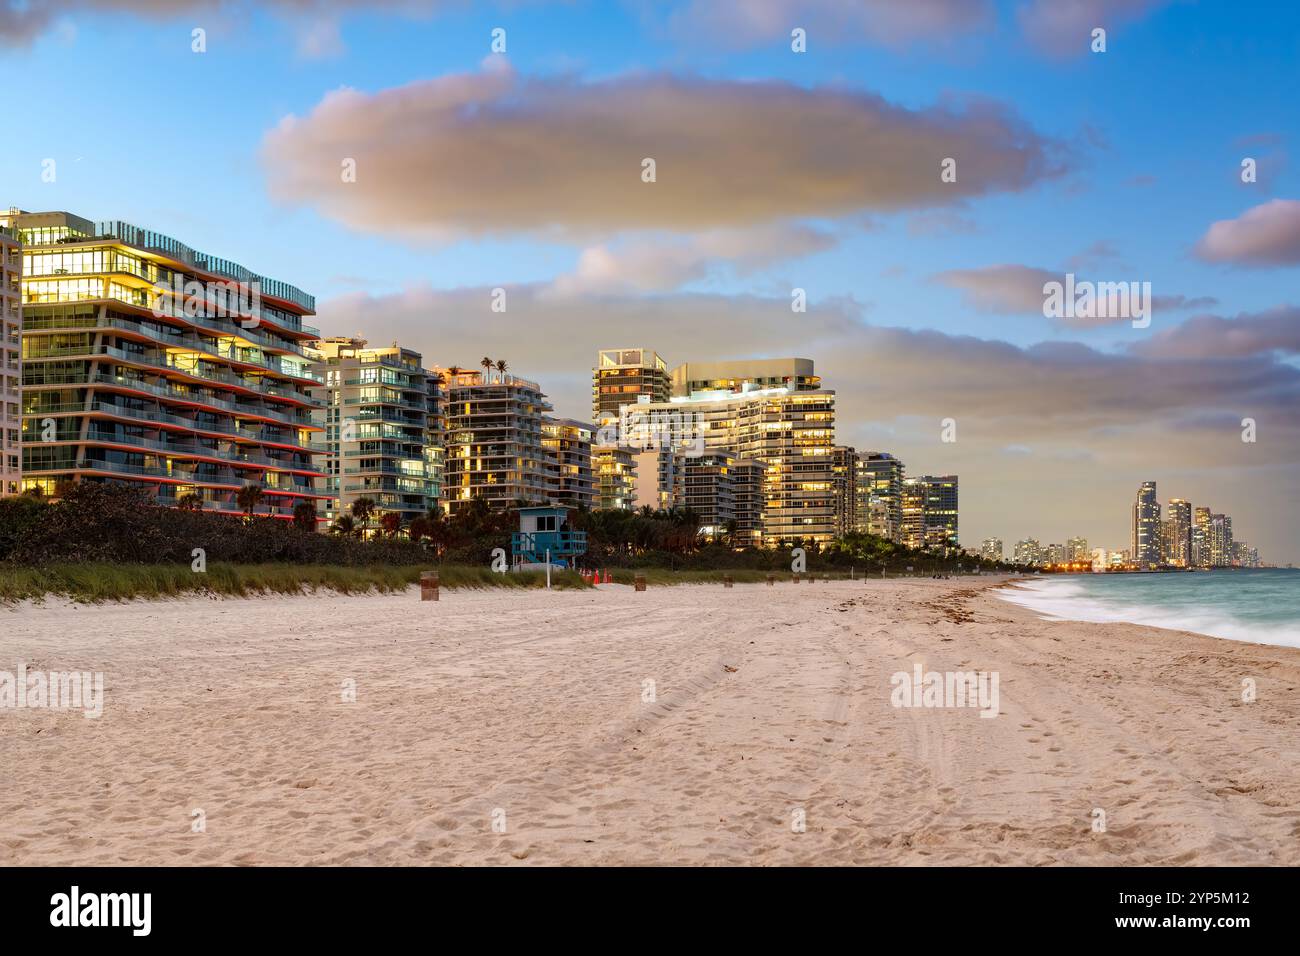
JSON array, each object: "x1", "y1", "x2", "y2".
[{"x1": 511, "y1": 506, "x2": 588, "y2": 570}]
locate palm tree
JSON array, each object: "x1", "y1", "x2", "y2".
[
  {"x1": 480, "y1": 356, "x2": 493, "y2": 383},
  {"x1": 494, "y1": 358, "x2": 508, "y2": 381},
  {"x1": 330, "y1": 514, "x2": 356, "y2": 537},
  {"x1": 379, "y1": 512, "x2": 402, "y2": 537},
  {"x1": 236, "y1": 483, "x2": 263, "y2": 518},
  {"x1": 292, "y1": 500, "x2": 317, "y2": 531},
  {"x1": 350, "y1": 497, "x2": 376, "y2": 537}
]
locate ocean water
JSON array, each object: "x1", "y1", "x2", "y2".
[{"x1": 996, "y1": 568, "x2": 1300, "y2": 648}]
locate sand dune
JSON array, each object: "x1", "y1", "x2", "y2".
[{"x1": 3, "y1": 576, "x2": 1298, "y2": 865}]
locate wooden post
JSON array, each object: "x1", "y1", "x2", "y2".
[
  {"x1": 792, "y1": 572, "x2": 800, "y2": 584},
  {"x1": 420, "y1": 570, "x2": 439, "y2": 602},
  {"x1": 634, "y1": 572, "x2": 646, "y2": 592},
  {"x1": 766, "y1": 573, "x2": 775, "y2": 586},
  {"x1": 723, "y1": 574, "x2": 733, "y2": 588}
]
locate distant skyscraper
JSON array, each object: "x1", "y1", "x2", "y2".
[
  {"x1": 1014, "y1": 538, "x2": 1041, "y2": 566},
  {"x1": 1131, "y1": 481, "x2": 1161, "y2": 568},
  {"x1": 981, "y1": 538, "x2": 1003, "y2": 561},
  {"x1": 1166, "y1": 498, "x2": 1192, "y2": 567},
  {"x1": 1067, "y1": 536, "x2": 1090, "y2": 562},
  {"x1": 1209, "y1": 513, "x2": 1233, "y2": 567},
  {"x1": 1193, "y1": 506, "x2": 1212, "y2": 567}
]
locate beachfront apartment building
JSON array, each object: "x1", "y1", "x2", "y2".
[
  {"x1": 309, "y1": 337, "x2": 441, "y2": 526},
  {"x1": 832, "y1": 445, "x2": 858, "y2": 537},
  {"x1": 657, "y1": 451, "x2": 763, "y2": 546},
  {"x1": 1067, "y1": 536, "x2": 1090, "y2": 563},
  {"x1": 444, "y1": 368, "x2": 552, "y2": 514},
  {"x1": 592, "y1": 348, "x2": 671, "y2": 426},
  {"x1": 901, "y1": 475, "x2": 959, "y2": 550},
  {"x1": 593, "y1": 445, "x2": 637, "y2": 511},
  {"x1": 641, "y1": 360, "x2": 837, "y2": 547},
  {"x1": 981, "y1": 538, "x2": 1003, "y2": 562},
  {"x1": 541, "y1": 416, "x2": 595, "y2": 508},
  {"x1": 856, "y1": 452, "x2": 904, "y2": 542},
  {"x1": 1, "y1": 225, "x2": 20, "y2": 496},
  {"x1": 0, "y1": 209, "x2": 326, "y2": 517},
  {"x1": 669, "y1": 357, "x2": 822, "y2": 396}
]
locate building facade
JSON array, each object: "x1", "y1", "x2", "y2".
[
  {"x1": 1131, "y1": 481, "x2": 1161, "y2": 569},
  {"x1": 1193, "y1": 506, "x2": 1212, "y2": 567},
  {"x1": 541, "y1": 416, "x2": 595, "y2": 508},
  {"x1": 1, "y1": 224, "x2": 19, "y2": 496},
  {"x1": 1164, "y1": 498, "x2": 1192, "y2": 567},
  {"x1": 2, "y1": 210, "x2": 325, "y2": 516},
  {"x1": 593, "y1": 445, "x2": 637, "y2": 511},
  {"x1": 670, "y1": 357, "x2": 820, "y2": 396},
  {"x1": 981, "y1": 538, "x2": 1003, "y2": 562},
  {"x1": 1014, "y1": 538, "x2": 1042, "y2": 566},
  {"x1": 592, "y1": 348, "x2": 670, "y2": 427},
  {"x1": 641, "y1": 381, "x2": 836, "y2": 548},
  {"x1": 856, "y1": 452, "x2": 904, "y2": 541},
  {"x1": 310, "y1": 337, "x2": 440, "y2": 527},
  {"x1": 900, "y1": 475, "x2": 959, "y2": 550},
  {"x1": 444, "y1": 368, "x2": 552, "y2": 513},
  {"x1": 831, "y1": 445, "x2": 858, "y2": 537}
]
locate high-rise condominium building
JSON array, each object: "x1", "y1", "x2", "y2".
[
  {"x1": 670, "y1": 357, "x2": 821, "y2": 396},
  {"x1": 1131, "y1": 481, "x2": 1161, "y2": 568},
  {"x1": 1193, "y1": 506, "x2": 1212, "y2": 567},
  {"x1": 1209, "y1": 513, "x2": 1233, "y2": 567},
  {"x1": 856, "y1": 452, "x2": 904, "y2": 541},
  {"x1": 658, "y1": 451, "x2": 762, "y2": 546},
  {"x1": 1014, "y1": 538, "x2": 1041, "y2": 566},
  {"x1": 1164, "y1": 498, "x2": 1192, "y2": 568},
  {"x1": 541, "y1": 417, "x2": 595, "y2": 508},
  {"x1": 592, "y1": 445, "x2": 637, "y2": 511},
  {"x1": 444, "y1": 368, "x2": 552, "y2": 514},
  {"x1": 310, "y1": 338, "x2": 440, "y2": 526},
  {"x1": 0, "y1": 225, "x2": 20, "y2": 496},
  {"x1": 981, "y1": 538, "x2": 1003, "y2": 562},
  {"x1": 901, "y1": 475, "x2": 959, "y2": 550},
  {"x1": 641, "y1": 359, "x2": 836, "y2": 547},
  {"x1": 592, "y1": 348, "x2": 670, "y2": 427},
  {"x1": 2, "y1": 210, "x2": 325, "y2": 516},
  {"x1": 831, "y1": 445, "x2": 858, "y2": 537},
  {"x1": 1067, "y1": 537, "x2": 1090, "y2": 563}
]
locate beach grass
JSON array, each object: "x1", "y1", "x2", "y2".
[{"x1": 0, "y1": 562, "x2": 592, "y2": 604}]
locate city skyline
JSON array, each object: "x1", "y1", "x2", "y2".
[{"x1": 2, "y1": 2, "x2": 1297, "y2": 560}]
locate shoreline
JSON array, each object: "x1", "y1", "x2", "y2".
[
  {"x1": 4, "y1": 576, "x2": 1297, "y2": 866},
  {"x1": 994, "y1": 573, "x2": 1300, "y2": 650}
]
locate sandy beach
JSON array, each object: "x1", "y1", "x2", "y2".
[{"x1": 3, "y1": 576, "x2": 1298, "y2": 866}]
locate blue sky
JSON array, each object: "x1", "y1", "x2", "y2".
[{"x1": 3, "y1": 0, "x2": 1298, "y2": 559}]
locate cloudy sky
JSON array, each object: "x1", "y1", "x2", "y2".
[{"x1": 4, "y1": 0, "x2": 1298, "y2": 561}]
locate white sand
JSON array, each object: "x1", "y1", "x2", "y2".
[{"x1": 3, "y1": 576, "x2": 1298, "y2": 865}]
